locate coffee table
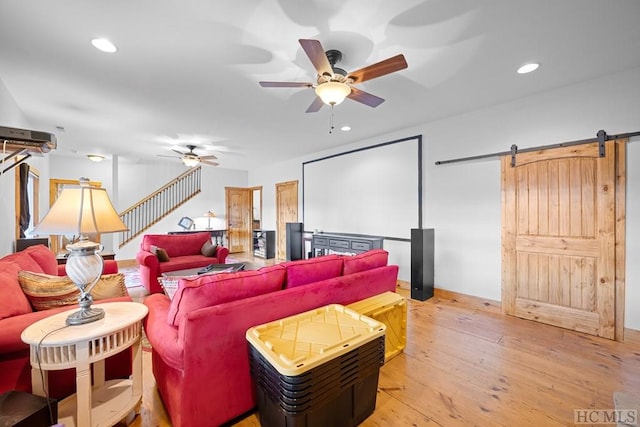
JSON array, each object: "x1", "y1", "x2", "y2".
[
  {"x1": 21, "y1": 302, "x2": 148, "y2": 427},
  {"x1": 159, "y1": 263, "x2": 246, "y2": 300},
  {"x1": 166, "y1": 262, "x2": 246, "y2": 277}
]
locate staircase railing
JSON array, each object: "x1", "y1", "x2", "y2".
[{"x1": 119, "y1": 166, "x2": 202, "y2": 248}]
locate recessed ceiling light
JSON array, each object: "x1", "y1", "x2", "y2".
[
  {"x1": 91, "y1": 38, "x2": 117, "y2": 53},
  {"x1": 517, "y1": 63, "x2": 540, "y2": 74},
  {"x1": 340, "y1": 126, "x2": 351, "y2": 132}
]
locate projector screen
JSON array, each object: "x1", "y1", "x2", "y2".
[{"x1": 303, "y1": 135, "x2": 422, "y2": 240}]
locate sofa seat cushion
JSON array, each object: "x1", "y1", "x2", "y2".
[
  {"x1": 0, "y1": 261, "x2": 33, "y2": 320},
  {"x1": 283, "y1": 255, "x2": 344, "y2": 288},
  {"x1": 342, "y1": 249, "x2": 389, "y2": 275},
  {"x1": 18, "y1": 272, "x2": 128, "y2": 311},
  {"x1": 157, "y1": 255, "x2": 218, "y2": 274},
  {"x1": 167, "y1": 265, "x2": 286, "y2": 327}
]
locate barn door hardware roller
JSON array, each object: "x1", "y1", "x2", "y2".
[{"x1": 597, "y1": 129, "x2": 606, "y2": 157}]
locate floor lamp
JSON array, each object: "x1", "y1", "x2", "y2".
[{"x1": 34, "y1": 177, "x2": 128, "y2": 325}]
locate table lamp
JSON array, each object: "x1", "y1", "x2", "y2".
[
  {"x1": 34, "y1": 177, "x2": 128, "y2": 325},
  {"x1": 204, "y1": 210, "x2": 216, "y2": 229}
]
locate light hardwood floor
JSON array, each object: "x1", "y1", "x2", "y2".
[{"x1": 125, "y1": 256, "x2": 640, "y2": 427}]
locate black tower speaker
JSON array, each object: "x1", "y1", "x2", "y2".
[
  {"x1": 285, "y1": 222, "x2": 304, "y2": 261},
  {"x1": 411, "y1": 228, "x2": 434, "y2": 301}
]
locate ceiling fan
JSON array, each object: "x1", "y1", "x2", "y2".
[
  {"x1": 159, "y1": 145, "x2": 219, "y2": 167},
  {"x1": 260, "y1": 39, "x2": 408, "y2": 112}
]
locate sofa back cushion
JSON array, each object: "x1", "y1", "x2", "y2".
[
  {"x1": 22, "y1": 245, "x2": 58, "y2": 275},
  {"x1": 342, "y1": 249, "x2": 389, "y2": 275},
  {"x1": 283, "y1": 255, "x2": 344, "y2": 289},
  {"x1": 1, "y1": 249, "x2": 46, "y2": 274},
  {"x1": 141, "y1": 232, "x2": 212, "y2": 258},
  {"x1": 0, "y1": 261, "x2": 33, "y2": 319},
  {"x1": 167, "y1": 264, "x2": 286, "y2": 327}
]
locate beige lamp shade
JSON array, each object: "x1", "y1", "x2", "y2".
[
  {"x1": 204, "y1": 210, "x2": 216, "y2": 218},
  {"x1": 35, "y1": 178, "x2": 128, "y2": 236}
]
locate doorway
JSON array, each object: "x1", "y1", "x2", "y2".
[
  {"x1": 225, "y1": 186, "x2": 262, "y2": 254},
  {"x1": 275, "y1": 180, "x2": 298, "y2": 260}
]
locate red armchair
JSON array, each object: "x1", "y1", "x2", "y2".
[{"x1": 136, "y1": 232, "x2": 229, "y2": 294}]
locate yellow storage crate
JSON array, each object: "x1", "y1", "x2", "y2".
[
  {"x1": 347, "y1": 291, "x2": 407, "y2": 362},
  {"x1": 246, "y1": 304, "x2": 386, "y2": 376}
]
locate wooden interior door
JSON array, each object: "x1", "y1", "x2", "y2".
[
  {"x1": 225, "y1": 187, "x2": 251, "y2": 253},
  {"x1": 276, "y1": 180, "x2": 298, "y2": 259},
  {"x1": 501, "y1": 140, "x2": 625, "y2": 340}
]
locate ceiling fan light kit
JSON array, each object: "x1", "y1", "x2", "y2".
[
  {"x1": 315, "y1": 81, "x2": 351, "y2": 106},
  {"x1": 182, "y1": 156, "x2": 200, "y2": 167}
]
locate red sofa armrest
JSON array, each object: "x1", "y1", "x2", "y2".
[
  {"x1": 216, "y1": 246, "x2": 229, "y2": 264},
  {"x1": 143, "y1": 294, "x2": 183, "y2": 369},
  {"x1": 137, "y1": 250, "x2": 158, "y2": 269}
]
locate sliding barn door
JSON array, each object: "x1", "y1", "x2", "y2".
[{"x1": 501, "y1": 140, "x2": 625, "y2": 339}]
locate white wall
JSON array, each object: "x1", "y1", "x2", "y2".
[
  {"x1": 250, "y1": 67, "x2": 640, "y2": 330},
  {"x1": 0, "y1": 77, "x2": 50, "y2": 254}
]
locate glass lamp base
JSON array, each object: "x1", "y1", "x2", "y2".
[{"x1": 66, "y1": 306, "x2": 105, "y2": 325}]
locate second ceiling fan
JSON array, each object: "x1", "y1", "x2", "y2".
[
  {"x1": 260, "y1": 39, "x2": 408, "y2": 113},
  {"x1": 159, "y1": 145, "x2": 219, "y2": 167}
]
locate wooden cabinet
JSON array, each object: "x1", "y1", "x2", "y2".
[{"x1": 253, "y1": 230, "x2": 275, "y2": 259}]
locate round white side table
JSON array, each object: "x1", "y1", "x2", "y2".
[{"x1": 21, "y1": 302, "x2": 148, "y2": 427}]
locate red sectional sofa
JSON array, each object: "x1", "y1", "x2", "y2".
[
  {"x1": 136, "y1": 231, "x2": 230, "y2": 294},
  {"x1": 143, "y1": 249, "x2": 399, "y2": 427},
  {"x1": 0, "y1": 244, "x2": 131, "y2": 398}
]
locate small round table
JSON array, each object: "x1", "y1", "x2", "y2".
[{"x1": 21, "y1": 302, "x2": 148, "y2": 427}]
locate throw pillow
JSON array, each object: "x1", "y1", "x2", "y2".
[
  {"x1": 150, "y1": 245, "x2": 170, "y2": 262},
  {"x1": 201, "y1": 240, "x2": 218, "y2": 257},
  {"x1": 342, "y1": 249, "x2": 389, "y2": 275},
  {"x1": 18, "y1": 272, "x2": 128, "y2": 311},
  {"x1": 0, "y1": 261, "x2": 33, "y2": 319}
]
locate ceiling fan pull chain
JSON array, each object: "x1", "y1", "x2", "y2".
[{"x1": 329, "y1": 105, "x2": 335, "y2": 134}]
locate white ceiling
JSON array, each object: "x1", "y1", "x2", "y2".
[{"x1": 1, "y1": 0, "x2": 639, "y2": 170}]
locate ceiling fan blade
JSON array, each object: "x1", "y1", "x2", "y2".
[
  {"x1": 158, "y1": 154, "x2": 181, "y2": 159},
  {"x1": 305, "y1": 96, "x2": 325, "y2": 113},
  {"x1": 259, "y1": 81, "x2": 313, "y2": 88},
  {"x1": 348, "y1": 87, "x2": 385, "y2": 108},
  {"x1": 347, "y1": 54, "x2": 408, "y2": 84},
  {"x1": 198, "y1": 154, "x2": 218, "y2": 160},
  {"x1": 299, "y1": 39, "x2": 333, "y2": 77},
  {"x1": 171, "y1": 149, "x2": 186, "y2": 156},
  {"x1": 200, "y1": 160, "x2": 219, "y2": 167}
]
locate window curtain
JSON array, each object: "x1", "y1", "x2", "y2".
[{"x1": 19, "y1": 163, "x2": 30, "y2": 238}]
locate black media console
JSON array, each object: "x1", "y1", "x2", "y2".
[{"x1": 311, "y1": 233, "x2": 383, "y2": 257}]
